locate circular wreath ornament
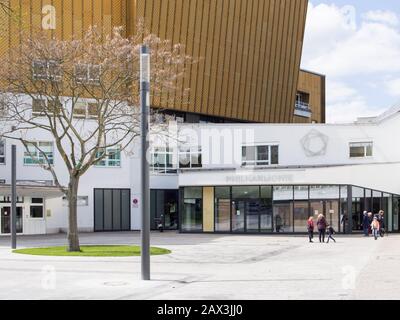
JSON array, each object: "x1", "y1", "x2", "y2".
[{"x1": 300, "y1": 129, "x2": 329, "y2": 157}]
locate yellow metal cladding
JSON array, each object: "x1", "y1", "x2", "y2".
[
  {"x1": 202, "y1": 187, "x2": 214, "y2": 232},
  {"x1": 133, "y1": 0, "x2": 309, "y2": 123},
  {"x1": 0, "y1": 0, "x2": 128, "y2": 57},
  {"x1": 0, "y1": 0, "x2": 317, "y2": 123}
]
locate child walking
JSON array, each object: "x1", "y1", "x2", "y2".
[
  {"x1": 371, "y1": 216, "x2": 380, "y2": 240},
  {"x1": 326, "y1": 224, "x2": 336, "y2": 243}
]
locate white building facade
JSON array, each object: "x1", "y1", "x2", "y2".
[{"x1": 0, "y1": 105, "x2": 399, "y2": 235}]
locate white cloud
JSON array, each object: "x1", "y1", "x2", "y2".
[
  {"x1": 303, "y1": 5, "x2": 400, "y2": 77},
  {"x1": 385, "y1": 78, "x2": 400, "y2": 97},
  {"x1": 363, "y1": 10, "x2": 399, "y2": 26},
  {"x1": 326, "y1": 81, "x2": 378, "y2": 123},
  {"x1": 327, "y1": 81, "x2": 357, "y2": 103},
  {"x1": 302, "y1": 2, "x2": 400, "y2": 123}
]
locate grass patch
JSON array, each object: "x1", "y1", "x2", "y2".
[{"x1": 13, "y1": 245, "x2": 171, "y2": 257}]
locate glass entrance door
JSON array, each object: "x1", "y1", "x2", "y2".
[
  {"x1": 1, "y1": 207, "x2": 23, "y2": 234},
  {"x1": 150, "y1": 190, "x2": 179, "y2": 230},
  {"x1": 231, "y1": 199, "x2": 273, "y2": 233}
]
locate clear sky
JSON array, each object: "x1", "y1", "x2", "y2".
[{"x1": 302, "y1": 1, "x2": 400, "y2": 122}]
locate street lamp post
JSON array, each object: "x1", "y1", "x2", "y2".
[
  {"x1": 140, "y1": 45, "x2": 150, "y2": 280},
  {"x1": 11, "y1": 144, "x2": 17, "y2": 249}
]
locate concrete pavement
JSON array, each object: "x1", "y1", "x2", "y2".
[{"x1": 0, "y1": 232, "x2": 399, "y2": 300}]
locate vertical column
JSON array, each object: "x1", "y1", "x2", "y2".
[
  {"x1": 347, "y1": 185, "x2": 353, "y2": 234},
  {"x1": 203, "y1": 187, "x2": 214, "y2": 232},
  {"x1": 11, "y1": 145, "x2": 17, "y2": 249}
]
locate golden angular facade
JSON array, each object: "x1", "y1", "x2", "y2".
[{"x1": 0, "y1": 0, "x2": 323, "y2": 123}]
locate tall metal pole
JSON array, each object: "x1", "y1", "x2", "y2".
[
  {"x1": 140, "y1": 45, "x2": 150, "y2": 280},
  {"x1": 11, "y1": 144, "x2": 17, "y2": 249}
]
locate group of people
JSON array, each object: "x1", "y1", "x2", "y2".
[
  {"x1": 362, "y1": 210, "x2": 385, "y2": 240},
  {"x1": 307, "y1": 214, "x2": 336, "y2": 243},
  {"x1": 307, "y1": 210, "x2": 386, "y2": 243}
]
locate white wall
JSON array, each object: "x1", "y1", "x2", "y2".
[{"x1": 1, "y1": 107, "x2": 399, "y2": 234}]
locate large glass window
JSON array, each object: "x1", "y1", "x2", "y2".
[
  {"x1": 182, "y1": 187, "x2": 202, "y2": 231},
  {"x1": 351, "y1": 187, "x2": 364, "y2": 231},
  {"x1": 232, "y1": 186, "x2": 259, "y2": 199},
  {"x1": 95, "y1": 146, "x2": 121, "y2": 167},
  {"x1": 372, "y1": 191, "x2": 382, "y2": 213},
  {"x1": 260, "y1": 186, "x2": 273, "y2": 231},
  {"x1": 393, "y1": 196, "x2": 399, "y2": 232},
  {"x1": 215, "y1": 187, "x2": 231, "y2": 232},
  {"x1": 383, "y1": 193, "x2": 392, "y2": 232},
  {"x1": 294, "y1": 201, "x2": 309, "y2": 232},
  {"x1": 231, "y1": 186, "x2": 259, "y2": 232},
  {"x1": 310, "y1": 185, "x2": 339, "y2": 200},
  {"x1": 242, "y1": 145, "x2": 279, "y2": 166},
  {"x1": 179, "y1": 146, "x2": 202, "y2": 168},
  {"x1": 23, "y1": 141, "x2": 54, "y2": 165},
  {"x1": 349, "y1": 142, "x2": 373, "y2": 158},
  {"x1": 273, "y1": 186, "x2": 293, "y2": 232},
  {"x1": 294, "y1": 185, "x2": 309, "y2": 200},
  {"x1": 150, "y1": 147, "x2": 176, "y2": 173},
  {"x1": 0, "y1": 140, "x2": 5, "y2": 164}
]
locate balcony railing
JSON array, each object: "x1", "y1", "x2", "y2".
[{"x1": 294, "y1": 101, "x2": 312, "y2": 118}]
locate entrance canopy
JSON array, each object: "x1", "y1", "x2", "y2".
[{"x1": 0, "y1": 184, "x2": 63, "y2": 199}]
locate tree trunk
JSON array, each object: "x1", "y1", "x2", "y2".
[{"x1": 67, "y1": 176, "x2": 80, "y2": 252}]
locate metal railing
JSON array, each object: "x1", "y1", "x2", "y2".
[{"x1": 295, "y1": 101, "x2": 311, "y2": 112}]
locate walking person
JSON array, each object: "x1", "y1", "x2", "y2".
[
  {"x1": 367, "y1": 212, "x2": 373, "y2": 235},
  {"x1": 275, "y1": 214, "x2": 283, "y2": 233},
  {"x1": 317, "y1": 214, "x2": 327, "y2": 243},
  {"x1": 371, "y1": 216, "x2": 380, "y2": 240},
  {"x1": 307, "y1": 216, "x2": 315, "y2": 243},
  {"x1": 326, "y1": 224, "x2": 336, "y2": 243},
  {"x1": 362, "y1": 211, "x2": 369, "y2": 237},
  {"x1": 378, "y1": 210, "x2": 385, "y2": 237}
]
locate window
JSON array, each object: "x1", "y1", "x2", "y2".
[
  {"x1": 150, "y1": 147, "x2": 176, "y2": 173},
  {"x1": 95, "y1": 147, "x2": 121, "y2": 167},
  {"x1": 75, "y1": 64, "x2": 101, "y2": 85},
  {"x1": 62, "y1": 196, "x2": 89, "y2": 207},
  {"x1": 73, "y1": 101, "x2": 99, "y2": 118},
  {"x1": 179, "y1": 146, "x2": 202, "y2": 168},
  {"x1": 0, "y1": 140, "x2": 5, "y2": 164},
  {"x1": 295, "y1": 91, "x2": 310, "y2": 110},
  {"x1": 349, "y1": 142, "x2": 373, "y2": 158},
  {"x1": 32, "y1": 98, "x2": 46, "y2": 114},
  {"x1": 32, "y1": 98, "x2": 62, "y2": 115},
  {"x1": 242, "y1": 145, "x2": 279, "y2": 166},
  {"x1": 23, "y1": 141, "x2": 54, "y2": 165},
  {"x1": 30, "y1": 198, "x2": 44, "y2": 218},
  {"x1": 32, "y1": 60, "x2": 62, "y2": 81}
]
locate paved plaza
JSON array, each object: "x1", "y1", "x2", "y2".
[{"x1": 0, "y1": 232, "x2": 399, "y2": 300}]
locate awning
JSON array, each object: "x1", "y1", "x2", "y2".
[{"x1": 0, "y1": 184, "x2": 64, "y2": 199}]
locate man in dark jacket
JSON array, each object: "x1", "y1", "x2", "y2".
[
  {"x1": 362, "y1": 211, "x2": 370, "y2": 237},
  {"x1": 378, "y1": 210, "x2": 385, "y2": 237},
  {"x1": 317, "y1": 214, "x2": 327, "y2": 243}
]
